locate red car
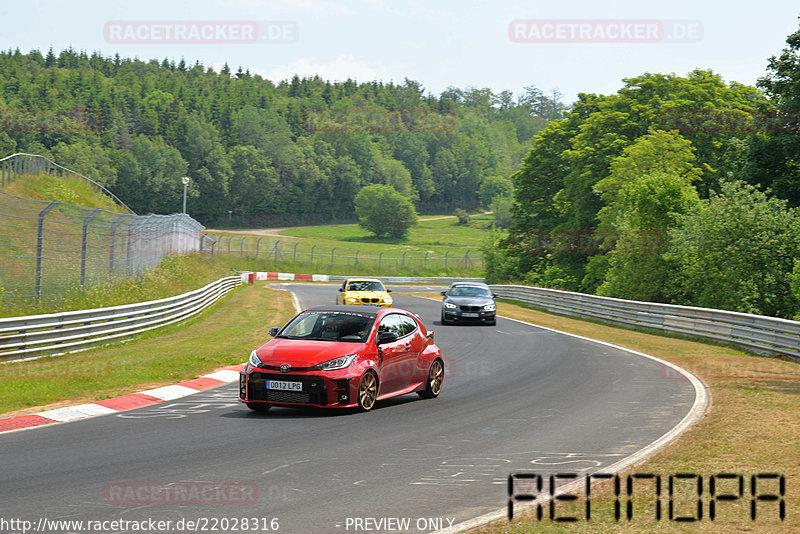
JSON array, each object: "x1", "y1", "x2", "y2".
[{"x1": 239, "y1": 305, "x2": 444, "y2": 412}]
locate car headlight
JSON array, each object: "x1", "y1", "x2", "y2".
[
  {"x1": 483, "y1": 304, "x2": 496, "y2": 311},
  {"x1": 312, "y1": 354, "x2": 357, "y2": 371},
  {"x1": 382, "y1": 297, "x2": 392, "y2": 304},
  {"x1": 444, "y1": 302, "x2": 456, "y2": 309},
  {"x1": 248, "y1": 350, "x2": 262, "y2": 367},
  {"x1": 345, "y1": 297, "x2": 359, "y2": 303}
]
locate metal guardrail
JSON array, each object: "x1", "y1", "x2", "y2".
[
  {"x1": 0, "y1": 276, "x2": 241, "y2": 362},
  {"x1": 0, "y1": 152, "x2": 134, "y2": 213},
  {"x1": 490, "y1": 284, "x2": 800, "y2": 360}
]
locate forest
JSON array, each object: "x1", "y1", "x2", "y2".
[
  {"x1": 485, "y1": 21, "x2": 800, "y2": 319},
  {"x1": 2, "y1": 19, "x2": 800, "y2": 320},
  {"x1": 0, "y1": 47, "x2": 560, "y2": 225}
]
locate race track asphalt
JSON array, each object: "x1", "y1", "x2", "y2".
[{"x1": 0, "y1": 284, "x2": 699, "y2": 533}]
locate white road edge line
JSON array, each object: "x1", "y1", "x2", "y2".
[{"x1": 424, "y1": 304, "x2": 710, "y2": 534}]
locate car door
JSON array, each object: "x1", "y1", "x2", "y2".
[
  {"x1": 394, "y1": 314, "x2": 426, "y2": 388},
  {"x1": 375, "y1": 313, "x2": 411, "y2": 395}
]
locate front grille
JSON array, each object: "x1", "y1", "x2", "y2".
[
  {"x1": 361, "y1": 298, "x2": 379, "y2": 304},
  {"x1": 247, "y1": 373, "x2": 327, "y2": 405},
  {"x1": 263, "y1": 390, "x2": 310, "y2": 403},
  {"x1": 460, "y1": 305, "x2": 481, "y2": 312}
]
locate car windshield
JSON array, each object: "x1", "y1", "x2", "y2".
[
  {"x1": 277, "y1": 311, "x2": 375, "y2": 342},
  {"x1": 347, "y1": 281, "x2": 385, "y2": 292},
  {"x1": 449, "y1": 286, "x2": 492, "y2": 298}
]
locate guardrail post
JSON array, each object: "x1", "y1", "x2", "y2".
[
  {"x1": 330, "y1": 248, "x2": 336, "y2": 267},
  {"x1": 402, "y1": 251, "x2": 407, "y2": 267},
  {"x1": 35, "y1": 201, "x2": 61, "y2": 301},
  {"x1": 293, "y1": 242, "x2": 298, "y2": 263},
  {"x1": 255, "y1": 237, "x2": 263, "y2": 258},
  {"x1": 80, "y1": 209, "x2": 102, "y2": 287},
  {"x1": 239, "y1": 236, "x2": 245, "y2": 257},
  {"x1": 355, "y1": 250, "x2": 359, "y2": 266},
  {"x1": 424, "y1": 251, "x2": 429, "y2": 269},
  {"x1": 310, "y1": 245, "x2": 315, "y2": 265},
  {"x1": 378, "y1": 252, "x2": 383, "y2": 270},
  {"x1": 444, "y1": 251, "x2": 449, "y2": 270},
  {"x1": 227, "y1": 236, "x2": 232, "y2": 255}
]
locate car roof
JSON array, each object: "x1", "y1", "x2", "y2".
[
  {"x1": 303, "y1": 305, "x2": 380, "y2": 317},
  {"x1": 449, "y1": 281, "x2": 489, "y2": 288},
  {"x1": 345, "y1": 277, "x2": 384, "y2": 283}
]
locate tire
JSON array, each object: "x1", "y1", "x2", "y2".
[
  {"x1": 418, "y1": 358, "x2": 444, "y2": 399},
  {"x1": 357, "y1": 371, "x2": 378, "y2": 412},
  {"x1": 487, "y1": 318, "x2": 496, "y2": 326},
  {"x1": 246, "y1": 403, "x2": 271, "y2": 412},
  {"x1": 441, "y1": 312, "x2": 452, "y2": 325}
]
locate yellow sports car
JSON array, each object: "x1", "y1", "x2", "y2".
[{"x1": 336, "y1": 278, "x2": 393, "y2": 307}]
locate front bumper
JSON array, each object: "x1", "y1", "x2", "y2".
[
  {"x1": 443, "y1": 309, "x2": 496, "y2": 323},
  {"x1": 239, "y1": 370, "x2": 357, "y2": 408},
  {"x1": 342, "y1": 299, "x2": 392, "y2": 307}
]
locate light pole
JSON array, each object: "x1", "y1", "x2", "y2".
[{"x1": 181, "y1": 177, "x2": 190, "y2": 214}]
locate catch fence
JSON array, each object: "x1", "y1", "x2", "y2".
[
  {"x1": 212, "y1": 234, "x2": 483, "y2": 274},
  {"x1": 0, "y1": 190, "x2": 213, "y2": 305}
]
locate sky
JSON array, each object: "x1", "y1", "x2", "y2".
[{"x1": 1, "y1": 0, "x2": 798, "y2": 104}]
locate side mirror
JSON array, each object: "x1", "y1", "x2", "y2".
[
  {"x1": 268, "y1": 327, "x2": 280, "y2": 336},
  {"x1": 387, "y1": 288, "x2": 392, "y2": 293},
  {"x1": 377, "y1": 331, "x2": 399, "y2": 344},
  {"x1": 440, "y1": 291, "x2": 447, "y2": 296},
  {"x1": 493, "y1": 293, "x2": 499, "y2": 298},
  {"x1": 338, "y1": 287, "x2": 344, "y2": 292}
]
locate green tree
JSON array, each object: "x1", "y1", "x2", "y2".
[
  {"x1": 478, "y1": 175, "x2": 513, "y2": 209},
  {"x1": 354, "y1": 184, "x2": 418, "y2": 239},
  {"x1": 747, "y1": 20, "x2": 800, "y2": 206},
  {"x1": 51, "y1": 139, "x2": 117, "y2": 187},
  {"x1": 666, "y1": 180, "x2": 800, "y2": 317},
  {"x1": 115, "y1": 135, "x2": 189, "y2": 214},
  {"x1": 490, "y1": 194, "x2": 514, "y2": 228},
  {"x1": 595, "y1": 171, "x2": 701, "y2": 301}
]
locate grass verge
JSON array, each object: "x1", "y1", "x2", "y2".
[
  {"x1": 467, "y1": 299, "x2": 800, "y2": 533},
  {"x1": 1, "y1": 253, "x2": 234, "y2": 317},
  {"x1": 0, "y1": 283, "x2": 296, "y2": 415},
  {"x1": 2, "y1": 172, "x2": 126, "y2": 212}
]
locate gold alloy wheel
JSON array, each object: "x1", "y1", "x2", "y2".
[
  {"x1": 358, "y1": 372, "x2": 378, "y2": 411},
  {"x1": 429, "y1": 359, "x2": 443, "y2": 396},
  {"x1": 419, "y1": 359, "x2": 444, "y2": 399}
]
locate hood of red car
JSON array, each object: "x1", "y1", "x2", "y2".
[{"x1": 256, "y1": 339, "x2": 368, "y2": 367}]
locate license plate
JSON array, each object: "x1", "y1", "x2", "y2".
[
  {"x1": 462, "y1": 312, "x2": 479, "y2": 318},
  {"x1": 267, "y1": 380, "x2": 302, "y2": 392}
]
